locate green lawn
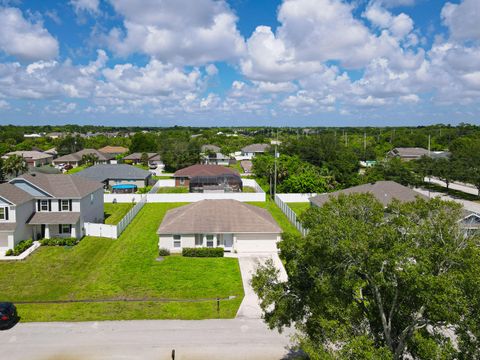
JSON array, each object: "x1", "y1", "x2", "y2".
[
  {"x1": 104, "y1": 203, "x2": 134, "y2": 224},
  {"x1": 288, "y1": 203, "x2": 311, "y2": 217},
  {"x1": 242, "y1": 186, "x2": 256, "y2": 193},
  {"x1": 66, "y1": 165, "x2": 87, "y2": 174},
  {"x1": 157, "y1": 186, "x2": 189, "y2": 193},
  {"x1": 249, "y1": 199, "x2": 300, "y2": 235},
  {"x1": 0, "y1": 203, "x2": 243, "y2": 322}
]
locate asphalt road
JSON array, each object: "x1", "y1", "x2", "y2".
[{"x1": 0, "y1": 319, "x2": 295, "y2": 360}]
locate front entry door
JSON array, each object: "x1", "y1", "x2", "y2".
[
  {"x1": 223, "y1": 234, "x2": 234, "y2": 250},
  {"x1": 40, "y1": 224, "x2": 46, "y2": 239}
]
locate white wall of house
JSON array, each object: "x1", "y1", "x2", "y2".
[
  {"x1": 159, "y1": 234, "x2": 195, "y2": 253},
  {"x1": 13, "y1": 200, "x2": 35, "y2": 247},
  {"x1": 79, "y1": 188, "x2": 104, "y2": 225}
]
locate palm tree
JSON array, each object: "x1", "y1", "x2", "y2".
[
  {"x1": 4, "y1": 154, "x2": 28, "y2": 177},
  {"x1": 81, "y1": 154, "x2": 98, "y2": 167}
]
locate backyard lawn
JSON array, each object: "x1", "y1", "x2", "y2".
[
  {"x1": 249, "y1": 199, "x2": 300, "y2": 235},
  {"x1": 288, "y1": 202, "x2": 311, "y2": 217},
  {"x1": 104, "y1": 203, "x2": 134, "y2": 224},
  {"x1": 0, "y1": 203, "x2": 243, "y2": 322},
  {"x1": 66, "y1": 165, "x2": 87, "y2": 174},
  {"x1": 156, "y1": 186, "x2": 189, "y2": 193}
]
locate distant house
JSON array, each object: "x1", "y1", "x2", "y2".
[
  {"x1": 173, "y1": 164, "x2": 242, "y2": 192},
  {"x1": 98, "y1": 146, "x2": 129, "y2": 156},
  {"x1": 74, "y1": 164, "x2": 152, "y2": 192},
  {"x1": 240, "y1": 144, "x2": 270, "y2": 160},
  {"x1": 53, "y1": 149, "x2": 115, "y2": 168},
  {"x1": 23, "y1": 133, "x2": 42, "y2": 139},
  {"x1": 0, "y1": 173, "x2": 104, "y2": 251},
  {"x1": 46, "y1": 132, "x2": 64, "y2": 139},
  {"x1": 387, "y1": 147, "x2": 450, "y2": 161},
  {"x1": 2, "y1": 151, "x2": 53, "y2": 168},
  {"x1": 201, "y1": 145, "x2": 231, "y2": 166},
  {"x1": 123, "y1": 152, "x2": 164, "y2": 170},
  {"x1": 157, "y1": 200, "x2": 282, "y2": 253}
]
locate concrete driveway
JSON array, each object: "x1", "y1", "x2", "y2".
[
  {"x1": 235, "y1": 253, "x2": 288, "y2": 319},
  {"x1": 0, "y1": 319, "x2": 294, "y2": 360}
]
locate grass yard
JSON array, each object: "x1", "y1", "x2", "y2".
[
  {"x1": 242, "y1": 186, "x2": 256, "y2": 193},
  {"x1": 66, "y1": 165, "x2": 86, "y2": 174},
  {"x1": 157, "y1": 186, "x2": 189, "y2": 193},
  {"x1": 249, "y1": 199, "x2": 300, "y2": 235},
  {"x1": 288, "y1": 202, "x2": 311, "y2": 217},
  {"x1": 104, "y1": 203, "x2": 134, "y2": 224},
  {"x1": 0, "y1": 203, "x2": 244, "y2": 322}
]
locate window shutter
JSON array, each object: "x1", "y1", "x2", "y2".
[
  {"x1": 69, "y1": 199, "x2": 72, "y2": 211},
  {"x1": 58, "y1": 200, "x2": 62, "y2": 212},
  {"x1": 5, "y1": 207, "x2": 8, "y2": 220},
  {"x1": 48, "y1": 200, "x2": 52, "y2": 211},
  {"x1": 37, "y1": 200, "x2": 41, "y2": 211}
]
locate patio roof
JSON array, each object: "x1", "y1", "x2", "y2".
[{"x1": 28, "y1": 212, "x2": 80, "y2": 225}]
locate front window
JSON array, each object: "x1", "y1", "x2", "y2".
[
  {"x1": 206, "y1": 235, "x2": 214, "y2": 248},
  {"x1": 61, "y1": 200, "x2": 70, "y2": 211},
  {"x1": 173, "y1": 234, "x2": 181, "y2": 248},
  {"x1": 40, "y1": 200, "x2": 48, "y2": 211},
  {"x1": 60, "y1": 224, "x2": 71, "y2": 234},
  {"x1": 195, "y1": 234, "x2": 202, "y2": 246},
  {"x1": 0, "y1": 208, "x2": 5, "y2": 220},
  {"x1": 179, "y1": 178, "x2": 185, "y2": 185}
]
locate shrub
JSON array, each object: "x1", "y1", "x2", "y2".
[
  {"x1": 158, "y1": 248, "x2": 170, "y2": 256},
  {"x1": 40, "y1": 237, "x2": 80, "y2": 247},
  {"x1": 6, "y1": 239, "x2": 34, "y2": 256},
  {"x1": 182, "y1": 247, "x2": 224, "y2": 258}
]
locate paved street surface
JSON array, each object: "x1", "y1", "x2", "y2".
[
  {"x1": 235, "y1": 253, "x2": 288, "y2": 319},
  {"x1": 414, "y1": 188, "x2": 480, "y2": 213},
  {"x1": 0, "y1": 319, "x2": 294, "y2": 360},
  {"x1": 424, "y1": 177, "x2": 479, "y2": 197}
]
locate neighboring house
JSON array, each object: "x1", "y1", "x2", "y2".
[
  {"x1": 157, "y1": 199, "x2": 282, "y2": 253},
  {"x1": 201, "y1": 145, "x2": 231, "y2": 166},
  {"x1": 0, "y1": 173, "x2": 104, "y2": 251},
  {"x1": 387, "y1": 147, "x2": 450, "y2": 161},
  {"x1": 46, "y1": 132, "x2": 64, "y2": 139},
  {"x1": 74, "y1": 164, "x2": 152, "y2": 191},
  {"x1": 173, "y1": 164, "x2": 242, "y2": 192},
  {"x1": 98, "y1": 146, "x2": 129, "y2": 156},
  {"x1": 239, "y1": 143, "x2": 270, "y2": 160},
  {"x1": 309, "y1": 180, "x2": 479, "y2": 231},
  {"x1": 24, "y1": 133, "x2": 42, "y2": 139},
  {"x1": 123, "y1": 152, "x2": 164, "y2": 169},
  {"x1": 44, "y1": 148, "x2": 58, "y2": 158},
  {"x1": 2, "y1": 151, "x2": 54, "y2": 168},
  {"x1": 53, "y1": 149, "x2": 115, "y2": 168}
]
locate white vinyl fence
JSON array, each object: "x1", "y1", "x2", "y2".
[
  {"x1": 85, "y1": 196, "x2": 147, "y2": 239},
  {"x1": 275, "y1": 193, "x2": 316, "y2": 236}
]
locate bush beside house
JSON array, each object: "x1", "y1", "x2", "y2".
[
  {"x1": 5, "y1": 239, "x2": 34, "y2": 256},
  {"x1": 182, "y1": 247, "x2": 224, "y2": 257}
]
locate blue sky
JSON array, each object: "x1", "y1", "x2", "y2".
[{"x1": 0, "y1": 0, "x2": 478, "y2": 127}]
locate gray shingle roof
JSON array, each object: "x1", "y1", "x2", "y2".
[
  {"x1": 201, "y1": 145, "x2": 221, "y2": 153},
  {"x1": 54, "y1": 149, "x2": 114, "y2": 163},
  {"x1": 123, "y1": 152, "x2": 161, "y2": 161},
  {"x1": 0, "y1": 183, "x2": 34, "y2": 205},
  {"x1": 241, "y1": 144, "x2": 270, "y2": 153},
  {"x1": 2, "y1": 151, "x2": 53, "y2": 161},
  {"x1": 309, "y1": 181, "x2": 428, "y2": 208},
  {"x1": 174, "y1": 164, "x2": 238, "y2": 178},
  {"x1": 74, "y1": 164, "x2": 152, "y2": 182},
  {"x1": 17, "y1": 173, "x2": 103, "y2": 199},
  {"x1": 157, "y1": 199, "x2": 281, "y2": 234},
  {"x1": 28, "y1": 212, "x2": 80, "y2": 225}
]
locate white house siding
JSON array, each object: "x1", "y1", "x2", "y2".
[
  {"x1": 234, "y1": 233, "x2": 280, "y2": 253},
  {"x1": 13, "y1": 200, "x2": 35, "y2": 247},
  {"x1": 159, "y1": 234, "x2": 195, "y2": 253},
  {"x1": 79, "y1": 188, "x2": 104, "y2": 228},
  {"x1": 0, "y1": 232, "x2": 11, "y2": 248}
]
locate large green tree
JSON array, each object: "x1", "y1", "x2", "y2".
[
  {"x1": 252, "y1": 194, "x2": 480, "y2": 359},
  {"x1": 3, "y1": 154, "x2": 28, "y2": 177}
]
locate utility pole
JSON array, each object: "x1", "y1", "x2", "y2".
[
  {"x1": 428, "y1": 134, "x2": 431, "y2": 156},
  {"x1": 364, "y1": 131, "x2": 367, "y2": 161},
  {"x1": 273, "y1": 130, "x2": 278, "y2": 199}
]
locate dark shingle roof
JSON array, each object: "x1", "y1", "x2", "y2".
[
  {"x1": 0, "y1": 183, "x2": 34, "y2": 205},
  {"x1": 17, "y1": 173, "x2": 103, "y2": 199},
  {"x1": 174, "y1": 164, "x2": 238, "y2": 178},
  {"x1": 74, "y1": 164, "x2": 152, "y2": 182},
  {"x1": 157, "y1": 199, "x2": 281, "y2": 234},
  {"x1": 310, "y1": 181, "x2": 428, "y2": 208},
  {"x1": 241, "y1": 144, "x2": 270, "y2": 153}
]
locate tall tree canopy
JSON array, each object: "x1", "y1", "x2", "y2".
[{"x1": 252, "y1": 194, "x2": 480, "y2": 359}]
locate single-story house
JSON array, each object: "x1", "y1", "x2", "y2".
[
  {"x1": 2, "y1": 151, "x2": 53, "y2": 168},
  {"x1": 239, "y1": 143, "x2": 270, "y2": 160},
  {"x1": 157, "y1": 199, "x2": 282, "y2": 253},
  {"x1": 98, "y1": 146, "x2": 129, "y2": 156},
  {"x1": 123, "y1": 152, "x2": 164, "y2": 169},
  {"x1": 53, "y1": 149, "x2": 115, "y2": 168},
  {"x1": 173, "y1": 164, "x2": 242, "y2": 192},
  {"x1": 201, "y1": 145, "x2": 232, "y2": 166},
  {"x1": 387, "y1": 147, "x2": 450, "y2": 161},
  {"x1": 74, "y1": 164, "x2": 152, "y2": 192},
  {"x1": 0, "y1": 173, "x2": 104, "y2": 251}
]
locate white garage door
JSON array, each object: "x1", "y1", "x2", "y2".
[
  {"x1": 235, "y1": 233, "x2": 279, "y2": 253},
  {"x1": 0, "y1": 232, "x2": 10, "y2": 248}
]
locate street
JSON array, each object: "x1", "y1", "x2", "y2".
[{"x1": 0, "y1": 319, "x2": 295, "y2": 360}]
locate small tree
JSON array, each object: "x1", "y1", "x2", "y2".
[
  {"x1": 140, "y1": 152, "x2": 149, "y2": 167},
  {"x1": 81, "y1": 153, "x2": 98, "y2": 167},
  {"x1": 3, "y1": 154, "x2": 28, "y2": 177},
  {"x1": 252, "y1": 194, "x2": 480, "y2": 359}
]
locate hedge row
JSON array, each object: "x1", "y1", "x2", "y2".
[
  {"x1": 40, "y1": 237, "x2": 80, "y2": 246},
  {"x1": 182, "y1": 247, "x2": 224, "y2": 257},
  {"x1": 158, "y1": 248, "x2": 171, "y2": 256},
  {"x1": 5, "y1": 239, "x2": 34, "y2": 256}
]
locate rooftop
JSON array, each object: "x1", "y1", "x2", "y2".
[
  {"x1": 0, "y1": 183, "x2": 34, "y2": 205},
  {"x1": 98, "y1": 146, "x2": 129, "y2": 154},
  {"x1": 241, "y1": 143, "x2": 270, "y2": 153},
  {"x1": 174, "y1": 164, "x2": 238, "y2": 178},
  {"x1": 2, "y1": 151, "x2": 53, "y2": 160},
  {"x1": 54, "y1": 149, "x2": 114, "y2": 163},
  {"x1": 157, "y1": 199, "x2": 281, "y2": 234}
]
